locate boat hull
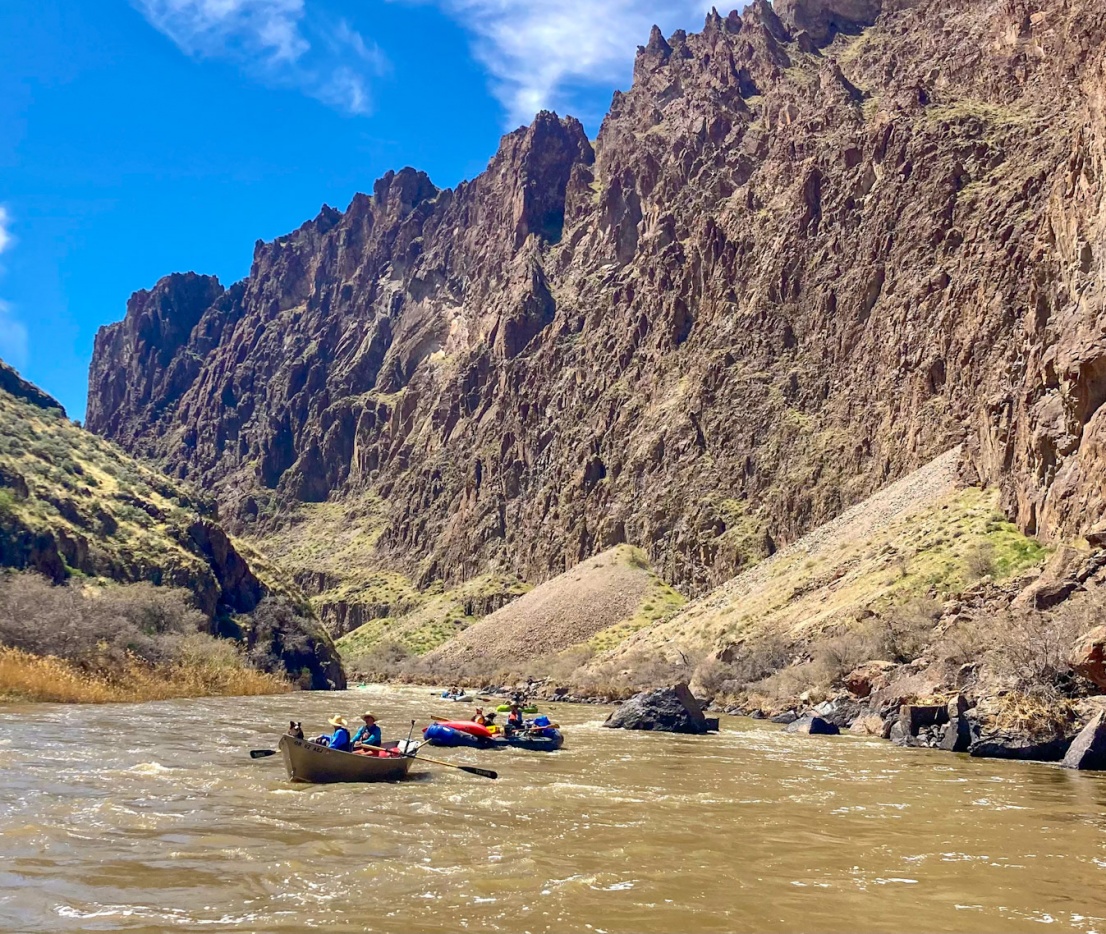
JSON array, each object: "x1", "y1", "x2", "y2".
[{"x1": 279, "y1": 735, "x2": 414, "y2": 784}]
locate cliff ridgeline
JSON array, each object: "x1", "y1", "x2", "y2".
[{"x1": 86, "y1": 1, "x2": 1106, "y2": 692}]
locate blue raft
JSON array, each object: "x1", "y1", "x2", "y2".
[
  {"x1": 423, "y1": 722, "x2": 495, "y2": 748},
  {"x1": 423, "y1": 722, "x2": 564, "y2": 752},
  {"x1": 500, "y1": 729, "x2": 563, "y2": 752}
]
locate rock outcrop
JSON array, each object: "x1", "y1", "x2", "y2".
[
  {"x1": 1061, "y1": 712, "x2": 1106, "y2": 770},
  {"x1": 969, "y1": 733, "x2": 1074, "y2": 763},
  {"x1": 86, "y1": 2, "x2": 1106, "y2": 605},
  {"x1": 1071, "y1": 626, "x2": 1106, "y2": 691},
  {"x1": 775, "y1": 0, "x2": 882, "y2": 44},
  {"x1": 603, "y1": 683, "x2": 715, "y2": 733},
  {"x1": 0, "y1": 361, "x2": 66, "y2": 416},
  {"x1": 844, "y1": 661, "x2": 896, "y2": 698}
]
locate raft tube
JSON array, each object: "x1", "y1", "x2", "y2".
[
  {"x1": 493, "y1": 729, "x2": 564, "y2": 752},
  {"x1": 423, "y1": 723, "x2": 495, "y2": 749},
  {"x1": 496, "y1": 704, "x2": 538, "y2": 714},
  {"x1": 435, "y1": 721, "x2": 493, "y2": 739}
]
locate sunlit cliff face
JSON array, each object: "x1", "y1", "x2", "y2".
[{"x1": 88, "y1": 1, "x2": 1106, "y2": 593}]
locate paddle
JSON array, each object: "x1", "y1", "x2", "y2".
[
  {"x1": 250, "y1": 749, "x2": 277, "y2": 758},
  {"x1": 362, "y1": 743, "x2": 498, "y2": 780}
]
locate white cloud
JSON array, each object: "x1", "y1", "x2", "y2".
[
  {"x1": 421, "y1": 0, "x2": 716, "y2": 125},
  {"x1": 0, "y1": 300, "x2": 28, "y2": 370},
  {"x1": 0, "y1": 205, "x2": 13, "y2": 256},
  {"x1": 133, "y1": 0, "x2": 386, "y2": 115},
  {"x1": 0, "y1": 208, "x2": 24, "y2": 368}
]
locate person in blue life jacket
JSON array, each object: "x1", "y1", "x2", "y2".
[
  {"x1": 317, "y1": 715, "x2": 353, "y2": 751},
  {"x1": 352, "y1": 712, "x2": 382, "y2": 750}
]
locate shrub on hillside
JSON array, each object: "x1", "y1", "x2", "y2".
[
  {"x1": 399, "y1": 652, "x2": 494, "y2": 688},
  {"x1": 987, "y1": 609, "x2": 1084, "y2": 692},
  {"x1": 0, "y1": 571, "x2": 208, "y2": 669},
  {"x1": 934, "y1": 589, "x2": 1100, "y2": 711},
  {"x1": 810, "y1": 598, "x2": 940, "y2": 684},
  {"x1": 245, "y1": 596, "x2": 324, "y2": 688},
  {"x1": 571, "y1": 649, "x2": 698, "y2": 700},
  {"x1": 346, "y1": 640, "x2": 413, "y2": 682},
  {"x1": 965, "y1": 541, "x2": 997, "y2": 581},
  {"x1": 0, "y1": 570, "x2": 290, "y2": 702}
]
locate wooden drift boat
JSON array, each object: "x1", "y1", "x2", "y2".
[{"x1": 279, "y1": 735, "x2": 414, "y2": 784}]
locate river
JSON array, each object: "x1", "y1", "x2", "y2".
[{"x1": 2, "y1": 685, "x2": 1105, "y2": 933}]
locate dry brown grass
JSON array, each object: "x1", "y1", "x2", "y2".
[
  {"x1": 0, "y1": 571, "x2": 302, "y2": 700},
  {"x1": 0, "y1": 647, "x2": 289, "y2": 704},
  {"x1": 985, "y1": 690, "x2": 1076, "y2": 738}
]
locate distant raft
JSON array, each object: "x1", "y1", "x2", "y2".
[
  {"x1": 496, "y1": 704, "x2": 539, "y2": 714},
  {"x1": 440, "y1": 691, "x2": 477, "y2": 703},
  {"x1": 502, "y1": 729, "x2": 563, "y2": 752}
]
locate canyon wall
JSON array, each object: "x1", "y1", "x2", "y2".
[{"x1": 87, "y1": 0, "x2": 1106, "y2": 594}]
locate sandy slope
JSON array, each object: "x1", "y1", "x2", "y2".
[{"x1": 422, "y1": 545, "x2": 667, "y2": 670}]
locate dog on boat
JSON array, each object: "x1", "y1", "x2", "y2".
[{"x1": 287, "y1": 721, "x2": 304, "y2": 740}]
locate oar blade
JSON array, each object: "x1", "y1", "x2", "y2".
[
  {"x1": 250, "y1": 749, "x2": 278, "y2": 759},
  {"x1": 459, "y1": 766, "x2": 498, "y2": 780}
]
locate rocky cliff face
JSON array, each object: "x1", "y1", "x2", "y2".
[{"x1": 88, "y1": 0, "x2": 1106, "y2": 596}]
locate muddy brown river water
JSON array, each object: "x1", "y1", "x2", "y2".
[{"x1": 2, "y1": 685, "x2": 1106, "y2": 933}]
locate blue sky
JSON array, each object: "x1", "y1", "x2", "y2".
[{"x1": 0, "y1": 0, "x2": 715, "y2": 418}]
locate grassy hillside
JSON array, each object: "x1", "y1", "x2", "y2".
[
  {"x1": 0, "y1": 361, "x2": 344, "y2": 691},
  {"x1": 337, "y1": 573, "x2": 532, "y2": 663},
  {"x1": 249, "y1": 494, "x2": 533, "y2": 671},
  {"x1": 544, "y1": 450, "x2": 1054, "y2": 703},
  {"x1": 600, "y1": 453, "x2": 1047, "y2": 666},
  {"x1": 0, "y1": 385, "x2": 216, "y2": 595}
]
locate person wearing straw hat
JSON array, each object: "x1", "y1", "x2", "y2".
[
  {"x1": 352, "y1": 712, "x2": 382, "y2": 750},
  {"x1": 316, "y1": 715, "x2": 353, "y2": 752}
]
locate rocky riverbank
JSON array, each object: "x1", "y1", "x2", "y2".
[{"x1": 447, "y1": 675, "x2": 1106, "y2": 772}]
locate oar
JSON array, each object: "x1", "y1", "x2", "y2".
[
  {"x1": 250, "y1": 749, "x2": 277, "y2": 758},
  {"x1": 361, "y1": 743, "x2": 498, "y2": 780}
]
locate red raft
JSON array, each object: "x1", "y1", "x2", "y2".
[{"x1": 434, "y1": 721, "x2": 494, "y2": 738}]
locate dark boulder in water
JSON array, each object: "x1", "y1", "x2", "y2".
[
  {"x1": 939, "y1": 716, "x2": 977, "y2": 753},
  {"x1": 970, "y1": 732, "x2": 1073, "y2": 762},
  {"x1": 786, "y1": 715, "x2": 840, "y2": 736},
  {"x1": 603, "y1": 683, "x2": 715, "y2": 734}
]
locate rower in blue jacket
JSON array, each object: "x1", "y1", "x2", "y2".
[
  {"x1": 352, "y1": 712, "x2": 382, "y2": 750},
  {"x1": 320, "y1": 715, "x2": 352, "y2": 751}
]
